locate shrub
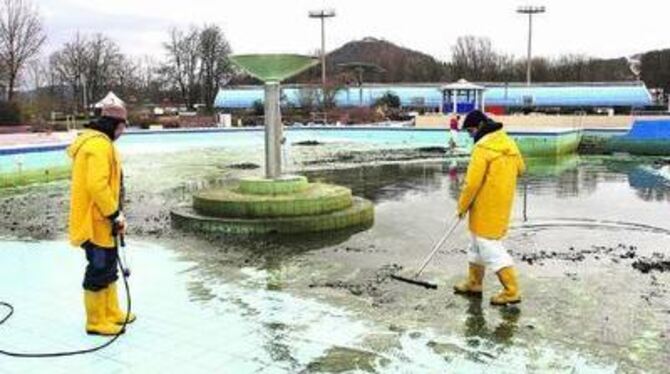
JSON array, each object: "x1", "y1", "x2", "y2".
[
  {"x1": 128, "y1": 110, "x2": 156, "y2": 129},
  {"x1": 375, "y1": 91, "x2": 401, "y2": 109},
  {"x1": 0, "y1": 101, "x2": 23, "y2": 125},
  {"x1": 252, "y1": 100, "x2": 264, "y2": 115},
  {"x1": 157, "y1": 116, "x2": 180, "y2": 129},
  {"x1": 329, "y1": 107, "x2": 385, "y2": 125}
]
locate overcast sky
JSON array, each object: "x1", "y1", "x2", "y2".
[{"x1": 38, "y1": 0, "x2": 668, "y2": 62}]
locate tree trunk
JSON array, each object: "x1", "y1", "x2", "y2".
[{"x1": 7, "y1": 73, "x2": 16, "y2": 101}]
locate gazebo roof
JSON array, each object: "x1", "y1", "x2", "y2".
[
  {"x1": 94, "y1": 91, "x2": 125, "y2": 108},
  {"x1": 441, "y1": 79, "x2": 485, "y2": 91}
]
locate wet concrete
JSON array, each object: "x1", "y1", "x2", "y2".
[{"x1": 1, "y1": 148, "x2": 669, "y2": 372}]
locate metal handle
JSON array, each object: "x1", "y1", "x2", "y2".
[
  {"x1": 414, "y1": 214, "x2": 462, "y2": 278},
  {"x1": 116, "y1": 233, "x2": 130, "y2": 277}
]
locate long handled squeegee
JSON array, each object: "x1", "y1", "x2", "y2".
[{"x1": 390, "y1": 215, "x2": 462, "y2": 289}]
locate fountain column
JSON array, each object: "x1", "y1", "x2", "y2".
[{"x1": 264, "y1": 82, "x2": 282, "y2": 178}]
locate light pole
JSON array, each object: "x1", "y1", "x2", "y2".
[
  {"x1": 309, "y1": 9, "x2": 336, "y2": 95},
  {"x1": 517, "y1": 5, "x2": 545, "y2": 86}
]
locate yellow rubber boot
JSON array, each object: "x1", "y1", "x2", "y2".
[
  {"x1": 106, "y1": 283, "x2": 136, "y2": 325},
  {"x1": 453, "y1": 263, "x2": 485, "y2": 296},
  {"x1": 490, "y1": 266, "x2": 521, "y2": 305},
  {"x1": 84, "y1": 290, "x2": 124, "y2": 336}
]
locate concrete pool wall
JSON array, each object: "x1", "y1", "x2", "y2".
[{"x1": 605, "y1": 119, "x2": 670, "y2": 156}]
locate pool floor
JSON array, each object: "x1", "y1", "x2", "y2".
[
  {"x1": 0, "y1": 151, "x2": 669, "y2": 373},
  {"x1": 0, "y1": 239, "x2": 623, "y2": 373}
]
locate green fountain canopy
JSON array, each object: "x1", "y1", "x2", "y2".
[{"x1": 230, "y1": 54, "x2": 319, "y2": 83}]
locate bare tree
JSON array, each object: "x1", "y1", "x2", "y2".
[
  {"x1": 32, "y1": 33, "x2": 183, "y2": 118},
  {"x1": 496, "y1": 53, "x2": 522, "y2": 82},
  {"x1": 317, "y1": 80, "x2": 343, "y2": 110},
  {"x1": 548, "y1": 54, "x2": 589, "y2": 81},
  {"x1": 25, "y1": 57, "x2": 46, "y2": 91},
  {"x1": 85, "y1": 33, "x2": 122, "y2": 102},
  {"x1": 135, "y1": 55, "x2": 174, "y2": 104},
  {"x1": 0, "y1": 0, "x2": 45, "y2": 100},
  {"x1": 450, "y1": 36, "x2": 499, "y2": 81},
  {"x1": 163, "y1": 28, "x2": 186, "y2": 106},
  {"x1": 50, "y1": 32, "x2": 89, "y2": 112},
  {"x1": 22, "y1": 57, "x2": 62, "y2": 120},
  {"x1": 297, "y1": 86, "x2": 319, "y2": 111},
  {"x1": 50, "y1": 33, "x2": 136, "y2": 111},
  {"x1": 198, "y1": 24, "x2": 232, "y2": 112},
  {"x1": 163, "y1": 26, "x2": 201, "y2": 108},
  {"x1": 112, "y1": 55, "x2": 140, "y2": 101},
  {"x1": 528, "y1": 57, "x2": 551, "y2": 82}
]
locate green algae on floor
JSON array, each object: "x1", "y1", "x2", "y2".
[
  {"x1": 305, "y1": 346, "x2": 390, "y2": 373},
  {"x1": 0, "y1": 165, "x2": 70, "y2": 188}
]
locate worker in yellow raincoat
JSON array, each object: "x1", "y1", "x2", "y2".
[
  {"x1": 67, "y1": 103, "x2": 135, "y2": 335},
  {"x1": 453, "y1": 110, "x2": 526, "y2": 305}
]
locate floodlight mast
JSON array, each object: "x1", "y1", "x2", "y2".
[{"x1": 517, "y1": 5, "x2": 546, "y2": 86}]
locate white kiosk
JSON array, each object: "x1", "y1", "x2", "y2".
[{"x1": 440, "y1": 79, "x2": 486, "y2": 114}]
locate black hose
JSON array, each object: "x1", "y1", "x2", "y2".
[
  {"x1": 511, "y1": 217, "x2": 670, "y2": 236},
  {"x1": 0, "y1": 236, "x2": 131, "y2": 358}
]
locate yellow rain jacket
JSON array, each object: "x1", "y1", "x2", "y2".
[
  {"x1": 67, "y1": 130, "x2": 122, "y2": 248},
  {"x1": 457, "y1": 130, "x2": 526, "y2": 239}
]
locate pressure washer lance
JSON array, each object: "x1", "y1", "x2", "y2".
[
  {"x1": 390, "y1": 214, "x2": 463, "y2": 289},
  {"x1": 0, "y1": 234, "x2": 132, "y2": 358}
]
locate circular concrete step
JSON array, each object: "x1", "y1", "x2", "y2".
[
  {"x1": 238, "y1": 175, "x2": 309, "y2": 195},
  {"x1": 193, "y1": 183, "x2": 353, "y2": 218},
  {"x1": 172, "y1": 197, "x2": 374, "y2": 235}
]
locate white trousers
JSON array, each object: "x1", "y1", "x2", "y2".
[
  {"x1": 449, "y1": 129, "x2": 458, "y2": 145},
  {"x1": 467, "y1": 234, "x2": 515, "y2": 273}
]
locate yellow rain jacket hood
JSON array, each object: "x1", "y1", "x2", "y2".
[
  {"x1": 67, "y1": 129, "x2": 122, "y2": 248},
  {"x1": 458, "y1": 129, "x2": 526, "y2": 239}
]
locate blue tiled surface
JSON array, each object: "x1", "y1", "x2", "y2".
[
  {"x1": 0, "y1": 238, "x2": 624, "y2": 373},
  {"x1": 625, "y1": 119, "x2": 670, "y2": 139},
  {"x1": 0, "y1": 240, "x2": 369, "y2": 373}
]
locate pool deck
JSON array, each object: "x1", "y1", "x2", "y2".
[{"x1": 0, "y1": 132, "x2": 76, "y2": 148}]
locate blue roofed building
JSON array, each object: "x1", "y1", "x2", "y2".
[
  {"x1": 214, "y1": 81, "x2": 652, "y2": 114},
  {"x1": 482, "y1": 82, "x2": 652, "y2": 109}
]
